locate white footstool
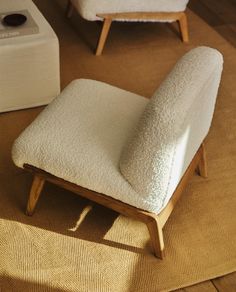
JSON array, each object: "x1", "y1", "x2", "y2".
[{"x1": 0, "y1": 0, "x2": 60, "y2": 113}]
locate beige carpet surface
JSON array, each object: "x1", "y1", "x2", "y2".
[{"x1": 0, "y1": 1, "x2": 236, "y2": 291}]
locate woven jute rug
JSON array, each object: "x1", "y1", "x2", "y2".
[{"x1": 0, "y1": 1, "x2": 236, "y2": 291}]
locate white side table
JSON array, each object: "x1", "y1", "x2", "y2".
[{"x1": 0, "y1": 0, "x2": 60, "y2": 113}]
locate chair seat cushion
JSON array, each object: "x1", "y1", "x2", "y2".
[
  {"x1": 12, "y1": 79, "x2": 165, "y2": 213},
  {"x1": 71, "y1": 0, "x2": 189, "y2": 21}
]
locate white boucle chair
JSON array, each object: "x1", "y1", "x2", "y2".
[
  {"x1": 12, "y1": 47, "x2": 223, "y2": 259},
  {"x1": 66, "y1": 0, "x2": 190, "y2": 55}
]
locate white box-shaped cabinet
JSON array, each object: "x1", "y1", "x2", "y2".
[{"x1": 0, "y1": 0, "x2": 60, "y2": 112}]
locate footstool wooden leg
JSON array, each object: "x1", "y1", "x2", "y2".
[
  {"x1": 178, "y1": 13, "x2": 189, "y2": 43},
  {"x1": 26, "y1": 175, "x2": 45, "y2": 216},
  {"x1": 95, "y1": 18, "x2": 112, "y2": 56},
  {"x1": 146, "y1": 217, "x2": 165, "y2": 259}
]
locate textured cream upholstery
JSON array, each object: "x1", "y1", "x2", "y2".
[
  {"x1": 12, "y1": 79, "x2": 148, "y2": 208},
  {"x1": 70, "y1": 0, "x2": 189, "y2": 21},
  {"x1": 0, "y1": 0, "x2": 60, "y2": 112},
  {"x1": 120, "y1": 47, "x2": 223, "y2": 212},
  {"x1": 12, "y1": 47, "x2": 223, "y2": 214}
]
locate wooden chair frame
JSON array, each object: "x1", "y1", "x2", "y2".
[
  {"x1": 66, "y1": 0, "x2": 189, "y2": 55},
  {"x1": 24, "y1": 143, "x2": 207, "y2": 259}
]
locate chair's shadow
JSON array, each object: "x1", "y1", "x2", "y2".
[
  {"x1": 5, "y1": 174, "x2": 148, "y2": 256},
  {"x1": 74, "y1": 201, "x2": 147, "y2": 255}
]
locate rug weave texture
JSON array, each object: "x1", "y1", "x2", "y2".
[{"x1": 0, "y1": 1, "x2": 236, "y2": 291}]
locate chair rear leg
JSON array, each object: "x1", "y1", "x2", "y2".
[
  {"x1": 26, "y1": 175, "x2": 45, "y2": 216},
  {"x1": 197, "y1": 143, "x2": 208, "y2": 178},
  {"x1": 146, "y1": 217, "x2": 165, "y2": 259},
  {"x1": 95, "y1": 18, "x2": 112, "y2": 55},
  {"x1": 66, "y1": 0, "x2": 74, "y2": 18},
  {"x1": 178, "y1": 13, "x2": 189, "y2": 43}
]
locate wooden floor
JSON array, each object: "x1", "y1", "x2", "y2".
[
  {"x1": 175, "y1": 1, "x2": 236, "y2": 290},
  {"x1": 189, "y1": 0, "x2": 236, "y2": 48}
]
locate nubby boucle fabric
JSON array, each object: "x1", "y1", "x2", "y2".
[
  {"x1": 70, "y1": 0, "x2": 189, "y2": 21},
  {"x1": 12, "y1": 80, "x2": 149, "y2": 209},
  {"x1": 12, "y1": 47, "x2": 223, "y2": 214},
  {"x1": 120, "y1": 47, "x2": 223, "y2": 212}
]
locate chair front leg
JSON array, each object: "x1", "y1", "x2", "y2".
[
  {"x1": 178, "y1": 13, "x2": 189, "y2": 43},
  {"x1": 95, "y1": 18, "x2": 112, "y2": 55},
  {"x1": 146, "y1": 217, "x2": 165, "y2": 259},
  {"x1": 26, "y1": 175, "x2": 45, "y2": 216}
]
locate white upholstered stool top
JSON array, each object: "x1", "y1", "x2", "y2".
[
  {"x1": 12, "y1": 47, "x2": 223, "y2": 214},
  {"x1": 70, "y1": 0, "x2": 189, "y2": 21}
]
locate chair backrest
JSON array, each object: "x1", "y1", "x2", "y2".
[{"x1": 120, "y1": 46, "x2": 223, "y2": 214}]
